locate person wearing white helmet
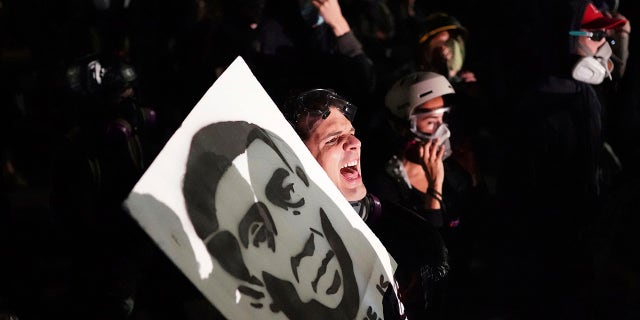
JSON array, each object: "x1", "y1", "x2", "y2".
[
  {"x1": 365, "y1": 71, "x2": 457, "y2": 319},
  {"x1": 356, "y1": 71, "x2": 461, "y2": 319},
  {"x1": 371, "y1": 71, "x2": 455, "y2": 229},
  {"x1": 385, "y1": 70, "x2": 455, "y2": 149}
]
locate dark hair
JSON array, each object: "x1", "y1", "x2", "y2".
[{"x1": 283, "y1": 88, "x2": 357, "y2": 141}]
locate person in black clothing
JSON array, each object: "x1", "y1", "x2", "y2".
[
  {"x1": 283, "y1": 88, "x2": 449, "y2": 320},
  {"x1": 498, "y1": 1, "x2": 628, "y2": 318},
  {"x1": 371, "y1": 72, "x2": 454, "y2": 230},
  {"x1": 374, "y1": 69, "x2": 501, "y2": 320},
  {"x1": 250, "y1": 0, "x2": 376, "y2": 108},
  {"x1": 49, "y1": 55, "x2": 160, "y2": 319}
]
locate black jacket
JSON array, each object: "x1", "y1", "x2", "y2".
[
  {"x1": 497, "y1": 1, "x2": 608, "y2": 318},
  {"x1": 360, "y1": 194, "x2": 450, "y2": 320}
]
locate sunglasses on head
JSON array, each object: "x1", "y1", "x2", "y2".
[
  {"x1": 569, "y1": 30, "x2": 607, "y2": 41},
  {"x1": 289, "y1": 88, "x2": 357, "y2": 126}
]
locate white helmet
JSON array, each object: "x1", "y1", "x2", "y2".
[{"x1": 384, "y1": 71, "x2": 455, "y2": 120}]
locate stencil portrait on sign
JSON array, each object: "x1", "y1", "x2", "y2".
[{"x1": 183, "y1": 121, "x2": 362, "y2": 318}]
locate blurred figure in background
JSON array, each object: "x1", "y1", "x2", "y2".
[
  {"x1": 49, "y1": 54, "x2": 160, "y2": 319},
  {"x1": 251, "y1": 0, "x2": 376, "y2": 109},
  {"x1": 590, "y1": 0, "x2": 634, "y2": 191},
  {"x1": 593, "y1": 0, "x2": 631, "y2": 79},
  {"x1": 498, "y1": 1, "x2": 627, "y2": 318},
  {"x1": 415, "y1": 12, "x2": 474, "y2": 84}
]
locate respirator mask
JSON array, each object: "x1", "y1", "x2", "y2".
[
  {"x1": 409, "y1": 108, "x2": 453, "y2": 160},
  {"x1": 446, "y1": 37, "x2": 465, "y2": 76},
  {"x1": 572, "y1": 41, "x2": 614, "y2": 84}
]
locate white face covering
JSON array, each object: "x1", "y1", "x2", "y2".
[
  {"x1": 572, "y1": 42, "x2": 614, "y2": 84},
  {"x1": 412, "y1": 123, "x2": 453, "y2": 160},
  {"x1": 595, "y1": 42, "x2": 614, "y2": 79}
]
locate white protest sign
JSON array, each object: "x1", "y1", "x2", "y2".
[{"x1": 123, "y1": 56, "x2": 397, "y2": 319}]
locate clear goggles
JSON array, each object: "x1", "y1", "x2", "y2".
[{"x1": 409, "y1": 106, "x2": 450, "y2": 140}]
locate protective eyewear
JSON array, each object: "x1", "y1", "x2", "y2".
[
  {"x1": 289, "y1": 88, "x2": 357, "y2": 125},
  {"x1": 411, "y1": 106, "x2": 451, "y2": 118},
  {"x1": 569, "y1": 30, "x2": 607, "y2": 41}
]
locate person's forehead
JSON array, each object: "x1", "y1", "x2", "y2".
[{"x1": 309, "y1": 107, "x2": 354, "y2": 139}]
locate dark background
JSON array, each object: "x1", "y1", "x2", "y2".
[{"x1": 1, "y1": 0, "x2": 639, "y2": 319}]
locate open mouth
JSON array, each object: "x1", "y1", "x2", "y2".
[{"x1": 339, "y1": 160, "x2": 360, "y2": 180}]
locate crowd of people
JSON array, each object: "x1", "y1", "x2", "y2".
[{"x1": 2, "y1": 0, "x2": 639, "y2": 319}]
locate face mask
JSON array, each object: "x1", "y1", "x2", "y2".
[
  {"x1": 572, "y1": 42, "x2": 614, "y2": 84},
  {"x1": 446, "y1": 37, "x2": 465, "y2": 75},
  {"x1": 595, "y1": 41, "x2": 615, "y2": 78},
  {"x1": 410, "y1": 123, "x2": 453, "y2": 160}
]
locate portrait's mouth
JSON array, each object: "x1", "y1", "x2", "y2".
[
  {"x1": 291, "y1": 233, "x2": 316, "y2": 283},
  {"x1": 311, "y1": 249, "x2": 341, "y2": 295},
  {"x1": 339, "y1": 159, "x2": 360, "y2": 182},
  {"x1": 290, "y1": 229, "x2": 341, "y2": 295}
]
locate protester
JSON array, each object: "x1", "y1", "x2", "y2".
[
  {"x1": 498, "y1": 1, "x2": 628, "y2": 318},
  {"x1": 49, "y1": 55, "x2": 158, "y2": 319},
  {"x1": 590, "y1": 0, "x2": 634, "y2": 189},
  {"x1": 243, "y1": 0, "x2": 376, "y2": 109},
  {"x1": 373, "y1": 70, "x2": 501, "y2": 318},
  {"x1": 283, "y1": 87, "x2": 450, "y2": 319}
]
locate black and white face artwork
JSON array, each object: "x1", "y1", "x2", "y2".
[{"x1": 183, "y1": 121, "x2": 362, "y2": 319}]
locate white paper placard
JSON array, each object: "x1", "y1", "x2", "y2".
[{"x1": 123, "y1": 56, "x2": 397, "y2": 319}]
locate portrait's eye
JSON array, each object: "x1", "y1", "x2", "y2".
[
  {"x1": 266, "y1": 168, "x2": 305, "y2": 210},
  {"x1": 239, "y1": 202, "x2": 277, "y2": 251}
]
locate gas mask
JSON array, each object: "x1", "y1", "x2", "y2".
[
  {"x1": 409, "y1": 115, "x2": 453, "y2": 160},
  {"x1": 572, "y1": 42, "x2": 614, "y2": 84},
  {"x1": 425, "y1": 123, "x2": 452, "y2": 160}
]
